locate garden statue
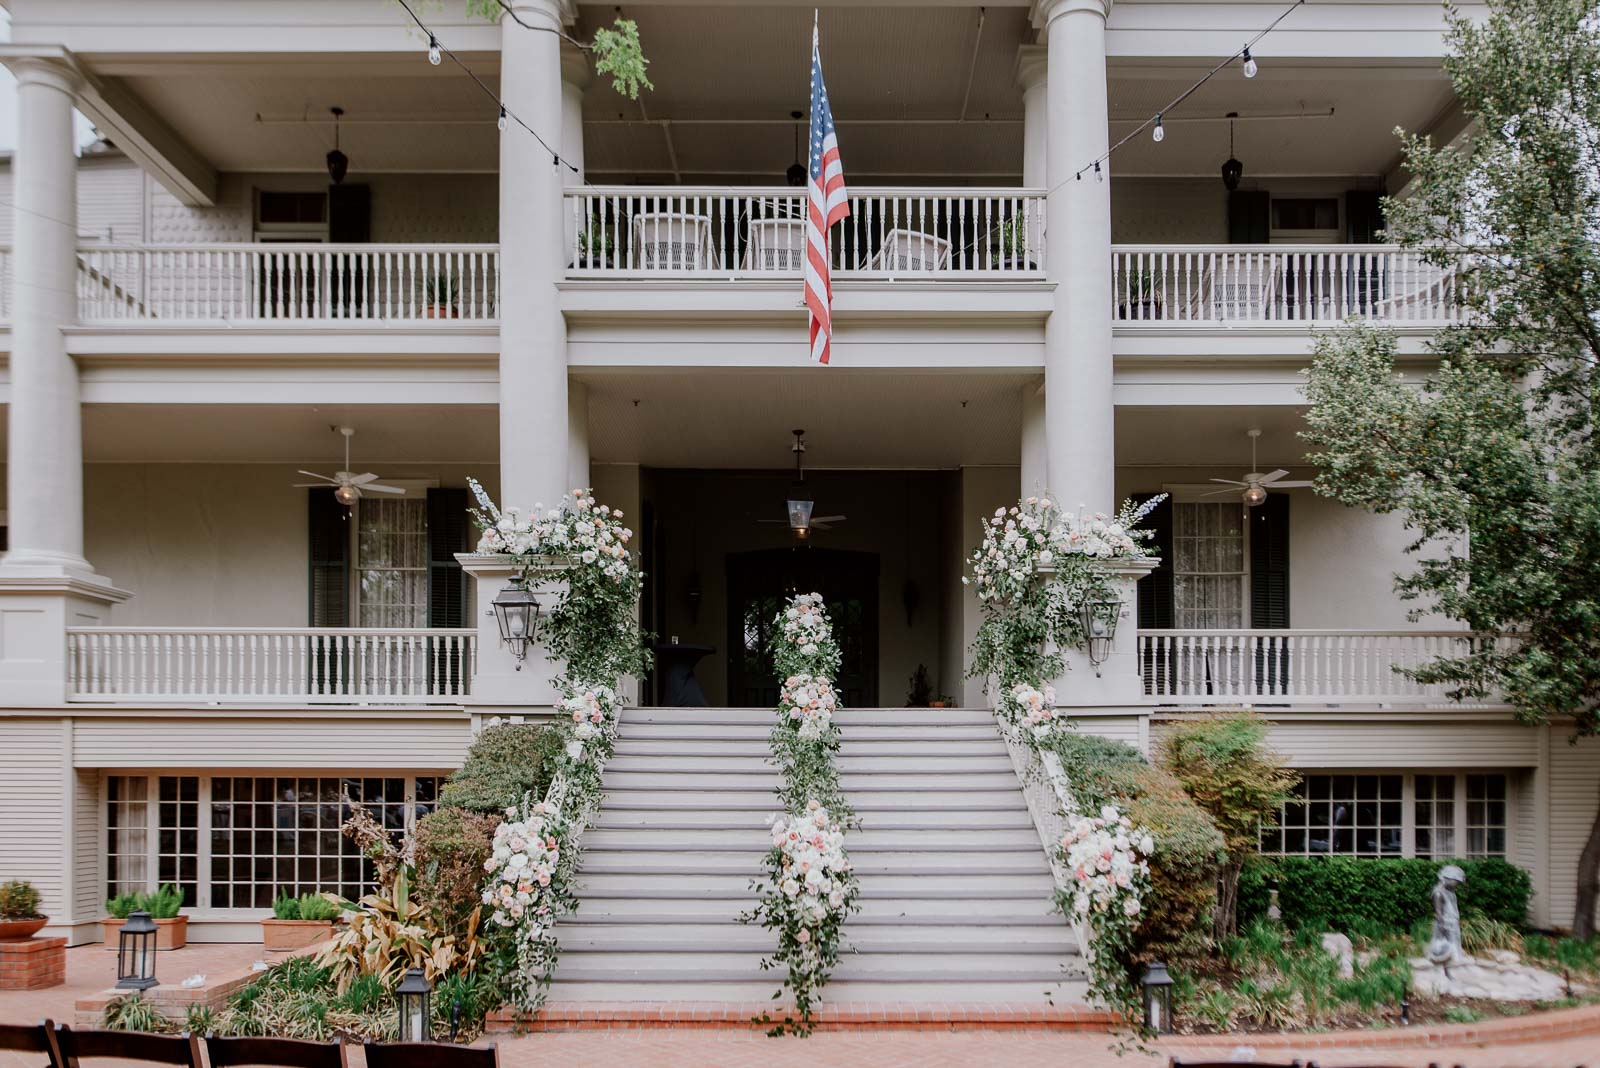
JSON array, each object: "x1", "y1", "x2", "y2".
[{"x1": 1425, "y1": 863, "x2": 1466, "y2": 965}]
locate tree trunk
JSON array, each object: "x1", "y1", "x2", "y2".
[
  {"x1": 1574, "y1": 780, "x2": 1600, "y2": 940},
  {"x1": 1214, "y1": 859, "x2": 1244, "y2": 941}
]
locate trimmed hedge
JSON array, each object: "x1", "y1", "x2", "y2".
[
  {"x1": 1238, "y1": 855, "x2": 1532, "y2": 932},
  {"x1": 1042, "y1": 732, "x2": 1227, "y2": 961},
  {"x1": 437, "y1": 722, "x2": 565, "y2": 815}
]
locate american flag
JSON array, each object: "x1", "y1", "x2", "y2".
[{"x1": 805, "y1": 18, "x2": 848, "y2": 365}]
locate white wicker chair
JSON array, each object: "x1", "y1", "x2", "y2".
[
  {"x1": 869, "y1": 228, "x2": 952, "y2": 272},
  {"x1": 742, "y1": 218, "x2": 807, "y2": 272},
  {"x1": 630, "y1": 212, "x2": 720, "y2": 271}
]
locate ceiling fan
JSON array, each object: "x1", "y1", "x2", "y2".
[
  {"x1": 1205, "y1": 428, "x2": 1314, "y2": 507},
  {"x1": 293, "y1": 426, "x2": 405, "y2": 506},
  {"x1": 759, "y1": 429, "x2": 846, "y2": 539}
]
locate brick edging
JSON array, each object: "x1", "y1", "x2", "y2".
[
  {"x1": 1165, "y1": 1001, "x2": 1600, "y2": 1051},
  {"x1": 487, "y1": 1001, "x2": 1121, "y2": 1032}
]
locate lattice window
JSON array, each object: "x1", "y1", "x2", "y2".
[
  {"x1": 1414, "y1": 774, "x2": 1457, "y2": 859},
  {"x1": 1466, "y1": 774, "x2": 1508, "y2": 858},
  {"x1": 1263, "y1": 774, "x2": 1403, "y2": 857}
]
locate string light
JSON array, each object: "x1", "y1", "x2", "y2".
[
  {"x1": 1094, "y1": 161, "x2": 1103, "y2": 182},
  {"x1": 427, "y1": 35, "x2": 442, "y2": 66},
  {"x1": 498, "y1": 106, "x2": 508, "y2": 132},
  {"x1": 1152, "y1": 114, "x2": 1165, "y2": 142},
  {"x1": 1241, "y1": 46, "x2": 1258, "y2": 78}
]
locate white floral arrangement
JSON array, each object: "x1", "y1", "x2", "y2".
[
  {"x1": 778, "y1": 674, "x2": 837, "y2": 742},
  {"x1": 468, "y1": 479, "x2": 634, "y2": 584},
  {"x1": 773, "y1": 592, "x2": 842, "y2": 681},
  {"x1": 965, "y1": 495, "x2": 1163, "y2": 606},
  {"x1": 558, "y1": 683, "x2": 619, "y2": 765},
  {"x1": 481, "y1": 796, "x2": 570, "y2": 1005},
  {"x1": 997, "y1": 680, "x2": 1059, "y2": 741},
  {"x1": 1061, "y1": 804, "x2": 1155, "y2": 924}
]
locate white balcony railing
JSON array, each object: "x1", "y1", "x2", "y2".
[
  {"x1": 74, "y1": 244, "x2": 500, "y2": 323},
  {"x1": 1112, "y1": 245, "x2": 1464, "y2": 325},
  {"x1": 565, "y1": 187, "x2": 1047, "y2": 278},
  {"x1": 66, "y1": 627, "x2": 476, "y2": 704},
  {"x1": 1137, "y1": 629, "x2": 1506, "y2": 707}
]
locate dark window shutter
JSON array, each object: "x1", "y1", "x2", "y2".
[
  {"x1": 328, "y1": 184, "x2": 370, "y2": 242},
  {"x1": 1134, "y1": 494, "x2": 1174, "y2": 697},
  {"x1": 1345, "y1": 190, "x2": 1384, "y2": 243},
  {"x1": 427, "y1": 488, "x2": 471, "y2": 695},
  {"x1": 1250, "y1": 493, "x2": 1291, "y2": 695},
  {"x1": 1228, "y1": 190, "x2": 1270, "y2": 243},
  {"x1": 307, "y1": 489, "x2": 350, "y2": 694}
]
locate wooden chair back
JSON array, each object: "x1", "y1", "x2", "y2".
[
  {"x1": 0, "y1": 1021, "x2": 56, "y2": 1066},
  {"x1": 53, "y1": 1026, "x2": 203, "y2": 1067},
  {"x1": 361, "y1": 1041, "x2": 500, "y2": 1068},
  {"x1": 205, "y1": 1035, "x2": 348, "y2": 1068}
]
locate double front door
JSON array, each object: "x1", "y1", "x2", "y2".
[{"x1": 726, "y1": 548, "x2": 879, "y2": 708}]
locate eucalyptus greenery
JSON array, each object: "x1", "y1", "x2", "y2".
[{"x1": 1300, "y1": 0, "x2": 1600, "y2": 936}]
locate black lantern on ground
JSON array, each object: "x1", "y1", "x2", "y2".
[
  {"x1": 1140, "y1": 961, "x2": 1174, "y2": 1034},
  {"x1": 1079, "y1": 598, "x2": 1123, "y2": 674},
  {"x1": 396, "y1": 966, "x2": 433, "y2": 1042},
  {"x1": 115, "y1": 910, "x2": 159, "y2": 991},
  {"x1": 326, "y1": 107, "x2": 349, "y2": 186},
  {"x1": 492, "y1": 580, "x2": 542, "y2": 668}
]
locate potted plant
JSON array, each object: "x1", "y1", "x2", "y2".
[
  {"x1": 577, "y1": 219, "x2": 615, "y2": 270},
  {"x1": 930, "y1": 692, "x2": 955, "y2": 709},
  {"x1": 422, "y1": 273, "x2": 459, "y2": 319},
  {"x1": 996, "y1": 216, "x2": 1037, "y2": 270},
  {"x1": 102, "y1": 884, "x2": 188, "y2": 951},
  {"x1": 1117, "y1": 268, "x2": 1163, "y2": 319},
  {"x1": 905, "y1": 664, "x2": 934, "y2": 708},
  {"x1": 0, "y1": 880, "x2": 47, "y2": 941},
  {"x1": 260, "y1": 891, "x2": 342, "y2": 952}
]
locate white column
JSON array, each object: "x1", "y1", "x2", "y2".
[
  {"x1": 1015, "y1": 45, "x2": 1048, "y2": 188},
  {"x1": 5, "y1": 57, "x2": 91, "y2": 576},
  {"x1": 560, "y1": 46, "x2": 588, "y2": 255},
  {"x1": 1039, "y1": 0, "x2": 1115, "y2": 516},
  {"x1": 499, "y1": 0, "x2": 575, "y2": 512},
  {"x1": 567, "y1": 379, "x2": 590, "y2": 492},
  {"x1": 1020, "y1": 379, "x2": 1047, "y2": 497}
]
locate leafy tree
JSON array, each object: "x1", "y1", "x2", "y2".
[
  {"x1": 1300, "y1": 0, "x2": 1600, "y2": 935},
  {"x1": 466, "y1": 1, "x2": 653, "y2": 99},
  {"x1": 1158, "y1": 713, "x2": 1296, "y2": 938}
]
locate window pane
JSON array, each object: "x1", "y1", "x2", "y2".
[
  {"x1": 1466, "y1": 774, "x2": 1509, "y2": 858},
  {"x1": 107, "y1": 775, "x2": 151, "y2": 898},
  {"x1": 1263, "y1": 774, "x2": 1403, "y2": 857}
]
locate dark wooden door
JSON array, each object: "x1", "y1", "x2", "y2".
[{"x1": 726, "y1": 548, "x2": 878, "y2": 708}]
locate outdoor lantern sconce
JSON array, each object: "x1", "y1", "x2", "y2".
[
  {"x1": 786, "y1": 483, "x2": 815, "y2": 538},
  {"x1": 492, "y1": 580, "x2": 542, "y2": 669},
  {"x1": 116, "y1": 910, "x2": 159, "y2": 991},
  {"x1": 396, "y1": 966, "x2": 433, "y2": 1042},
  {"x1": 1141, "y1": 961, "x2": 1175, "y2": 1034},
  {"x1": 1080, "y1": 598, "x2": 1122, "y2": 675}
]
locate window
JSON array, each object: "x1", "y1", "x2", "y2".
[
  {"x1": 107, "y1": 774, "x2": 440, "y2": 911},
  {"x1": 357, "y1": 498, "x2": 430, "y2": 629},
  {"x1": 255, "y1": 191, "x2": 328, "y2": 239},
  {"x1": 1271, "y1": 198, "x2": 1339, "y2": 232},
  {"x1": 1262, "y1": 772, "x2": 1510, "y2": 860},
  {"x1": 1266, "y1": 774, "x2": 1403, "y2": 857},
  {"x1": 1414, "y1": 774, "x2": 1457, "y2": 858},
  {"x1": 1467, "y1": 774, "x2": 1508, "y2": 858},
  {"x1": 1173, "y1": 502, "x2": 1247, "y2": 629}
]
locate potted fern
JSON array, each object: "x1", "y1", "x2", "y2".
[
  {"x1": 423, "y1": 273, "x2": 460, "y2": 319},
  {"x1": 1116, "y1": 267, "x2": 1163, "y2": 319},
  {"x1": 0, "y1": 880, "x2": 47, "y2": 941},
  {"x1": 102, "y1": 884, "x2": 188, "y2": 951},
  {"x1": 577, "y1": 219, "x2": 615, "y2": 269},
  {"x1": 261, "y1": 891, "x2": 342, "y2": 951}
]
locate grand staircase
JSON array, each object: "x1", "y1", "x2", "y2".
[{"x1": 547, "y1": 705, "x2": 1086, "y2": 1004}]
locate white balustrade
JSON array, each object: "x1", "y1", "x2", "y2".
[
  {"x1": 1136, "y1": 629, "x2": 1507, "y2": 707},
  {"x1": 1111, "y1": 245, "x2": 1464, "y2": 325},
  {"x1": 565, "y1": 187, "x2": 1047, "y2": 277},
  {"x1": 74, "y1": 244, "x2": 499, "y2": 323},
  {"x1": 66, "y1": 627, "x2": 477, "y2": 704}
]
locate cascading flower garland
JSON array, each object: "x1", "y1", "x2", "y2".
[
  {"x1": 743, "y1": 593, "x2": 858, "y2": 1035},
  {"x1": 965, "y1": 493, "x2": 1164, "y2": 1024},
  {"x1": 466, "y1": 479, "x2": 648, "y2": 1012}
]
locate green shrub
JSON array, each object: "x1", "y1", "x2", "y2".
[
  {"x1": 438, "y1": 723, "x2": 564, "y2": 814},
  {"x1": 1238, "y1": 855, "x2": 1532, "y2": 932},
  {"x1": 413, "y1": 807, "x2": 500, "y2": 940},
  {"x1": 105, "y1": 891, "x2": 142, "y2": 919},
  {"x1": 0, "y1": 879, "x2": 43, "y2": 919},
  {"x1": 104, "y1": 992, "x2": 167, "y2": 1033},
  {"x1": 143, "y1": 883, "x2": 185, "y2": 919},
  {"x1": 273, "y1": 891, "x2": 340, "y2": 922},
  {"x1": 272, "y1": 891, "x2": 302, "y2": 920},
  {"x1": 1041, "y1": 732, "x2": 1226, "y2": 962}
]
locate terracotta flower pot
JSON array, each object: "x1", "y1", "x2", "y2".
[
  {"x1": 102, "y1": 916, "x2": 187, "y2": 951},
  {"x1": 928, "y1": 700, "x2": 948, "y2": 709},
  {"x1": 0, "y1": 917, "x2": 47, "y2": 942},
  {"x1": 260, "y1": 918, "x2": 335, "y2": 952}
]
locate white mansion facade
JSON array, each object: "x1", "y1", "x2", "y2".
[{"x1": 0, "y1": 0, "x2": 1596, "y2": 961}]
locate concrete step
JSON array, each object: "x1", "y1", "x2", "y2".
[
  {"x1": 558, "y1": 923, "x2": 1075, "y2": 955},
  {"x1": 622, "y1": 707, "x2": 994, "y2": 726},
  {"x1": 605, "y1": 754, "x2": 1014, "y2": 774},
  {"x1": 618, "y1": 724, "x2": 1001, "y2": 743},
  {"x1": 572, "y1": 897, "x2": 1062, "y2": 925},
  {"x1": 544, "y1": 978, "x2": 1084, "y2": 1003},
  {"x1": 578, "y1": 850, "x2": 1050, "y2": 877},
  {"x1": 583, "y1": 827, "x2": 1044, "y2": 852},
  {"x1": 590, "y1": 807, "x2": 1035, "y2": 831},
  {"x1": 596, "y1": 789, "x2": 1031, "y2": 811},
  {"x1": 612, "y1": 737, "x2": 1006, "y2": 757},
  {"x1": 553, "y1": 951, "x2": 1077, "y2": 983},
  {"x1": 576, "y1": 871, "x2": 1057, "y2": 899},
  {"x1": 602, "y1": 771, "x2": 1020, "y2": 791}
]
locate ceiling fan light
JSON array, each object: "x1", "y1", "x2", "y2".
[
  {"x1": 1243, "y1": 485, "x2": 1268, "y2": 507},
  {"x1": 335, "y1": 485, "x2": 359, "y2": 506}
]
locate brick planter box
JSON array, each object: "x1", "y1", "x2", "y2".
[
  {"x1": 0, "y1": 936, "x2": 66, "y2": 990},
  {"x1": 261, "y1": 918, "x2": 334, "y2": 952}
]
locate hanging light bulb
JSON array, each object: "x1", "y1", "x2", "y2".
[
  {"x1": 1094, "y1": 161, "x2": 1104, "y2": 182},
  {"x1": 497, "y1": 106, "x2": 508, "y2": 132},
  {"x1": 427, "y1": 35, "x2": 442, "y2": 66},
  {"x1": 1152, "y1": 114, "x2": 1165, "y2": 143},
  {"x1": 1241, "y1": 46, "x2": 1258, "y2": 78}
]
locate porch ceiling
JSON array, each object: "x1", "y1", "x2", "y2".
[{"x1": 1114, "y1": 405, "x2": 1312, "y2": 468}]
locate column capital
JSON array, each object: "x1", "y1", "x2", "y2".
[
  {"x1": 0, "y1": 47, "x2": 84, "y2": 97},
  {"x1": 561, "y1": 43, "x2": 591, "y2": 90},
  {"x1": 501, "y1": 0, "x2": 577, "y2": 31},
  {"x1": 1031, "y1": 0, "x2": 1111, "y2": 29},
  {"x1": 1014, "y1": 44, "x2": 1048, "y2": 93}
]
